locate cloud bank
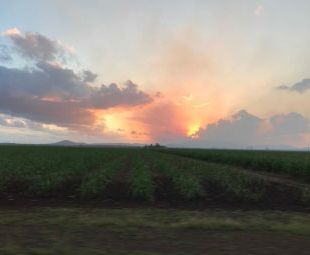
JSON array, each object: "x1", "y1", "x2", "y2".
[
  {"x1": 0, "y1": 29, "x2": 153, "y2": 133},
  {"x1": 182, "y1": 110, "x2": 309, "y2": 149}
]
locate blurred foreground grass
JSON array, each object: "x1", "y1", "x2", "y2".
[
  {"x1": 1, "y1": 207, "x2": 310, "y2": 233},
  {"x1": 0, "y1": 207, "x2": 309, "y2": 255}
]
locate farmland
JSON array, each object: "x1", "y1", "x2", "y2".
[
  {"x1": 1, "y1": 145, "x2": 310, "y2": 255},
  {"x1": 0, "y1": 145, "x2": 310, "y2": 207},
  {"x1": 162, "y1": 148, "x2": 310, "y2": 181}
]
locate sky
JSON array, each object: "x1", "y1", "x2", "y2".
[{"x1": 1, "y1": 0, "x2": 310, "y2": 148}]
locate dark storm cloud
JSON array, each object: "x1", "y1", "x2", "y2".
[
  {"x1": 277, "y1": 79, "x2": 310, "y2": 93},
  {"x1": 183, "y1": 110, "x2": 309, "y2": 149}
]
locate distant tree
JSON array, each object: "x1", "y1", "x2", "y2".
[{"x1": 144, "y1": 143, "x2": 166, "y2": 149}]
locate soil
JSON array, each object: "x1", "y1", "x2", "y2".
[{"x1": 0, "y1": 225, "x2": 309, "y2": 255}]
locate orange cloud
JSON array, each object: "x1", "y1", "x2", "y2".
[
  {"x1": 127, "y1": 91, "x2": 221, "y2": 142},
  {"x1": 2, "y1": 28, "x2": 21, "y2": 36},
  {"x1": 130, "y1": 100, "x2": 189, "y2": 142}
]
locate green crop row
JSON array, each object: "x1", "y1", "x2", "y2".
[
  {"x1": 149, "y1": 152, "x2": 267, "y2": 202},
  {"x1": 80, "y1": 156, "x2": 125, "y2": 197},
  {"x1": 0, "y1": 146, "x2": 130, "y2": 196},
  {"x1": 129, "y1": 157, "x2": 154, "y2": 201},
  {"x1": 152, "y1": 156, "x2": 205, "y2": 200},
  {"x1": 159, "y1": 148, "x2": 310, "y2": 181},
  {"x1": 0, "y1": 146, "x2": 309, "y2": 206}
]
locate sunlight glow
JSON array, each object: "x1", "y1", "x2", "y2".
[
  {"x1": 187, "y1": 123, "x2": 200, "y2": 138},
  {"x1": 104, "y1": 114, "x2": 123, "y2": 132}
]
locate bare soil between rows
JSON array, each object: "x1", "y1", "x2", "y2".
[{"x1": 0, "y1": 197, "x2": 309, "y2": 213}]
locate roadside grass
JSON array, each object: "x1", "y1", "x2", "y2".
[{"x1": 0, "y1": 207, "x2": 310, "y2": 235}]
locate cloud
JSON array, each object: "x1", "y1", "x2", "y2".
[
  {"x1": 0, "y1": 63, "x2": 152, "y2": 130},
  {"x1": 277, "y1": 79, "x2": 310, "y2": 93},
  {"x1": 0, "y1": 29, "x2": 154, "y2": 133},
  {"x1": 87, "y1": 80, "x2": 153, "y2": 109},
  {"x1": 0, "y1": 115, "x2": 26, "y2": 128},
  {"x1": 133, "y1": 102, "x2": 188, "y2": 142},
  {"x1": 82, "y1": 70, "x2": 97, "y2": 83},
  {"x1": 0, "y1": 45, "x2": 12, "y2": 63},
  {"x1": 3, "y1": 28, "x2": 67, "y2": 62},
  {"x1": 2, "y1": 28, "x2": 21, "y2": 36},
  {"x1": 0, "y1": 114, "x2": 70, "y2": 137},
  {"x1": 0, "y1": 91, "x2": 95, "y2": 129},
  {"x1": 155, "y1": 91, "x2": 164, "y2": 98},
  {"x1": 0, "y1": 63, "x2": 91, "y2": 100},
  {"x1": 196, "y1": 110, "x2": 262, "y2": 146},
  {"x1": 270, "y1": 112, "x2": 309, "y2": 136},
  {"x1": 183, "y1": 110, "x2": 309, "y2": 148}
]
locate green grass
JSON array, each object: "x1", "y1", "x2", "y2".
[{"x1": 1, "y1": 207, "x2": 310, "y2": 234}]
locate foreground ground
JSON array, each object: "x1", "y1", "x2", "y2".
[
  {"x1": 0, "y1": 206, "x2": 310, "y2": 255},
  {"x1": 1, "y1": 146, "x2": 310, "y2": 254}
]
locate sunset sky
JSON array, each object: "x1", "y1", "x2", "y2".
[{"x1": 1, "y1": 0, "x2": 310, "y2": 148}]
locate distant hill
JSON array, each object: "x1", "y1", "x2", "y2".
[
  {"x1": 50, "y1": 140, "x2": 86, "y2": 146},
  {"x1": 0, "y1": 142, "x2": 18, "y2": 146},
  {"x1": 0, "y1": 140, "x2": 145, "y2": 148},
  {"x1": 50, "y1": 140, "x2": 144, "y2": 148}
]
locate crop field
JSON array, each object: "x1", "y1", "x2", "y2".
[
  {"x1": 0, "y1": 145, "x2": 310, "y2": 208},
  {"x1": 162, "y1": 148, "x2": 310, "y2": 181}
]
